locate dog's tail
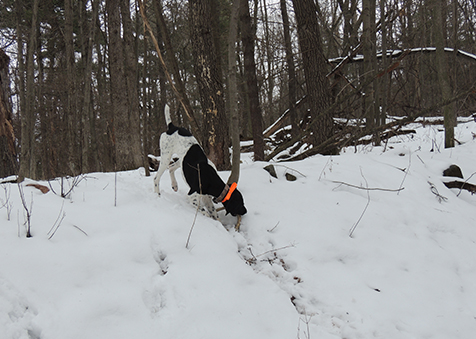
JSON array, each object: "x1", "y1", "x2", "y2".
[{"x1": 164, "y1": 104, "x2": 172, "y2": 126}]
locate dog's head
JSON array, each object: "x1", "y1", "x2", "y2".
[{"x1": 222, "y1": 188, "x2": 247, "y2": 216}]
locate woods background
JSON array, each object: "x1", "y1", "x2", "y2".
[{"x1": 0, "y1": 0, "x2": 475, "y2": 181}]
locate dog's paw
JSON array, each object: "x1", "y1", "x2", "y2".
[
  {"x1": 171, "y1": 184, "x2": 178, "y2": 192},
  {"x1": 154, "y1": 186, "x2": 161, "y2": 196}
]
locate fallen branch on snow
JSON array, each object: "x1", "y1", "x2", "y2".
[{"x1": 333, "y1": 181, "x2": 404, "y2": 192}]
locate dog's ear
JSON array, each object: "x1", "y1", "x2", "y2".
[{"x1": 223, "y1": 189, "x2": 247, "y2": 216}]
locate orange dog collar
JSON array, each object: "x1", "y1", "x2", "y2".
[{"x1": 222, "y1": 182, "x2": 237, "y2": 203}]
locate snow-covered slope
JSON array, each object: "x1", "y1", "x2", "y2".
[{"x1": 1, "y1": 119, "x2": 476, "y2": 338}]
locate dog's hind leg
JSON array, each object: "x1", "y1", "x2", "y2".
[{"x1": 154, "y1": 135, "x2": 173, "y2": 195}]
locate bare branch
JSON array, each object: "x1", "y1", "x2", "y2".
[
  {"x1": 349, "y1": 168, "x2": 371, "y2": 238},
  {"x1": 18, "y1": 184, "x2": 33, "y2": 238},
  {"x1": 333, "y1": 181, "x2": 404, "y2": 192}
]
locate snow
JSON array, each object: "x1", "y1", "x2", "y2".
[{"x1": 1, "y1": 119, "x2": 476, "y2": 339}]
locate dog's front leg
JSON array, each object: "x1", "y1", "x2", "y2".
[{"x1": 168, "y1": 160, "x2": 181, "y2": 192}]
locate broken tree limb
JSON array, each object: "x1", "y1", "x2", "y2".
[
  {"x1": 137, "y1": 0, "x2": 200, "y2": 139},
  {"x1": 263, "y1": 96, "x2": 307, "y2": 138},
  {"x1": 329, "y1": 47, "x2": 476, "y2": 65}
]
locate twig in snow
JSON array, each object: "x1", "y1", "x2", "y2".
[
  {"x1": 332, "y1": 181, "x2": 404, "y2": 192},
  {"x1": 0, "y1": 184, "x2": 13, "y2": 221},
  {"x1": 456, "y1": 171, "x2": 476, "y2": 197},
  {"x1": 48, "y1": 200, "x2": 66, "y2": 239},
  {"x1": 349, "y1": 168, "x2": 371, "y2": 238},
  {"x1": 18, "y1": 184, "x2": 33, "y2": 238},
  {"x1": 267, "y1": 221, "x2": 280, "y2": 232},
  {"x1": 252, "y1": 244, "x2": 296, "y2": 259},
  {"x1": 318, "y1": 156, "x2": 333, "y2": 181},
  {"x1": 186, "y1": 164, "x2": 202, "y2": 249},
  {"x1": 428, "y1": 181, "x2": 448, "y2": 203},
  {"x1": 114, "y1": 171, "x2": 118, "y2": 207},
  {"x1": 47, "y1": 213, "x2": 66, "y2": 240},
  {"x1": 397, "y1": 151, "x2": 411, "y2": 195},
  {"x1": 48, "y1": 175, "x2": 87, "y2": 198},
  {"x1": 297, "y1": 312, "x2": 313, "y2": 339},
  {"x1": 72, "y1": 224, "x2": 88, "y2": 236},
  {"x1": 17, "y1": 210, "x2": 20, "y2": 237},
  {"x1": 186, "y1": 203, "x2": 200, "y2": 249}
]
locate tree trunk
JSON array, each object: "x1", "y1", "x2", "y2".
[
  {"x1": 64, "y1": 0, "x2": 78, "y2": 175},
  {"x1": 337, "y1": 0, "x2": 359, "y2": 55},
  {"x1": 240, "y1": 0, "x2": 264, "y2": 161},
  {"x1": 362, "y1": 0, "x2": 379, "y2": 143},
  {"x1": 106, "y1": 0, "x2": 143, "y2": 171},
  {"x1": 280, "y1": 0, "x2": 298, "y2": 136},
  {"x1": 0, "y1": 49, "x2": 16, "y2": 178},
  {"x1": 189, "y1": 0, "x2": 230, "y2": 170},
  {"x1": 262, "y1": 0, "x2": 274, "y2": 127},
  {"x1": 379, "y1": 0, "x2": 389, "y2": 127},
  {"x1": 120, "y1": 0, "x2": 144, "y2": 169},
  {"x1": 291, "y1": 0, "x2": 334, "y2": 149},
  {"x1": 153, "y1": 0, "x2": 200, "y2": 139},
  {"x1": 81, "y1": 0, "x2": 99, "y2": 173},
  {"x1": 19, "y1": 0, "x2": 39, "y2": 181},
  {"x1": 227, "y1": 0, "x2": 241, "y2": 184},
  {"x1": 432, "y1": 0, "x2": 454, "y2": 148}
]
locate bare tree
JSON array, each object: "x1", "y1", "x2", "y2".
[
  {"x1": 240, "y1": 0, "x2": 265, "y2": 161},
  {"x1": 189, "y1": 0, "x2": 231, "y2": 169},
  {"x1": 106, "y1": 0, "x2": 143, "y2": 171},
  {"x1": 18, "y1": 0, "x2": 39, "y2": 181},
  {"x1": 432, "y1": 0, "x2": 455, "y2": 148},
  {"x1": 0, "y1": 49, "x2": 16, "y2": 178},
  {"x1": 227, "y1": 0, "x2": 242, "y2": 184},
  {"x1": 280, "y1": 0, "x2": 298, "y2": 136},
  {"x1": 291, "y1": 0, "x2": 334, "y2": 149}
]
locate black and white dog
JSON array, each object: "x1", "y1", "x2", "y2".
[{"x1": 154, "y1": 105, "x2": 247, "y2": 221}]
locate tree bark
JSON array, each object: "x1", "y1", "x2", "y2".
[
  {"x1": 240, "y1": 0, "x2": 264, "y2": 161},
  {"x1": 0, "y1": 49, "x2": 16, "y2": 178},
  {"x1": 120, "y1": 0, "x2": 144, "y2": 168},
  {"x1": 291, "y1": 0, "x2": 334, "y2": 149},
  {"x1": 64, "y1": 0, "x2": 78, "y2": 175},
  {"x1": 432, "y1": 0, "x2": 455, "y2": 148},
  {"x1": 19, "y1": 0, "x2": 39, "y2": 181},
  {"x1": 227, "y1": 0, "x2": 241, "y2": 184},
  {"x1": 106, "y1": 0, "x2": 143, "y2": 171},
  {"x1": 80, "y1": 0, "x2": 99, "y2": 173},
  {"x1": 362, "y1": 0, "x2": 379, "y2": 143},
  {"x1": 280, "y1": 0, "x2": 298, "y2": 136},
  {"x1": 189, "y1": 0, "x2": 230, "y2": 169}
]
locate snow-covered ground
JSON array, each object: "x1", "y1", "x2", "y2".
[{"x1": 1, "y1": 118, "x2": 476, "y2": 339}]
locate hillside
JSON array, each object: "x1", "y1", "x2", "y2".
[{"x1": 1, "y1": 118, "x2": 476, "y2": 339}]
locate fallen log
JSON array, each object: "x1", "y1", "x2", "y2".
[{"x1": 443, "y1": 181, "x2": 476, "y2": 194}]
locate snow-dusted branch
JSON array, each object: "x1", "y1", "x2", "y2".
[
  {"x1": 48, "y1": 175, "x2": 86, "y2": 199},
  {"x1": 0, "y1": 184, "x2": 13, "y2": 221}
]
